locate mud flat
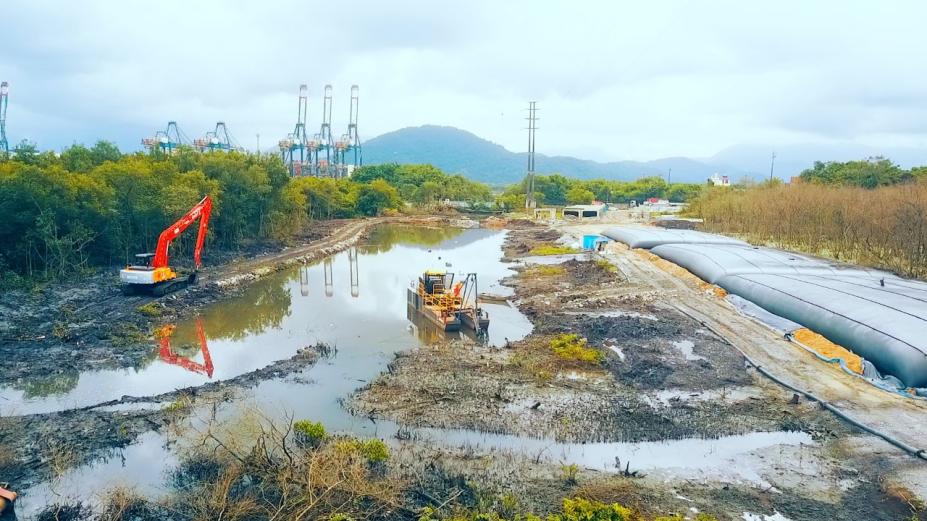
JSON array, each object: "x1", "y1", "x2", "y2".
[
  {"x1": 0, "y1": 344, "x2": 327, "y2": 491},
  {"x1": 3, "y1": 221, "x2": 925, "y2": 521},
  {"x1": 350, "y1": 224, "x2": 926, "y2": 521}
]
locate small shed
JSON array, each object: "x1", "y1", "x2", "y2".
[
  {"x1": 534, "y1": 207, "x2": 557, "y2": 220},
  {"x1": 563, "y1": 203, "x2": 606, "y2": 219}
]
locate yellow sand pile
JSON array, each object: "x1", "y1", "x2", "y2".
[
  {"x1": 792, "y1": 328, "x2": 864, "y2": 374},
  {"x1": 637, "y1": 250, "x2": 728, "y2": 298},
  {"x1": 482, "y1": 216, "x2": 507, "y2": 229}
]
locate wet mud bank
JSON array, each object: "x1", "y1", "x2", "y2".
[
  {"x1": 0, "y1": 216, "x2": 463, "y2": 388},
  {"x1": 350, "y1": 225, "x2": 925, "y2": 521},
  {"x1": 0, "y1": 219, "x2": 350, "y2": 387},
  {"x1": 0, "y1": 344, "x2": 326, "y2": 491}
]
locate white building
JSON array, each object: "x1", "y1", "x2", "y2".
[{"x1": 708, "y1": 173, "x2": 731, "y2": 187}]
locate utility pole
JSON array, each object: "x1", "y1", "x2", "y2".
[
  {"x1": 256, "y1": 133, "x2": 260, "y2": 157},
  {"x1": 525, "y1": 101, "x2": 538, "y2": 209},
  {"x1": 0, "y1": 82, "x2": 9, "y2": 159},
  {"x1": 769, "y1": 151, "x2": 776, "y2": 182},
  {"x1": 667, "y1": 168, "x2": 672, "y2": 184}
]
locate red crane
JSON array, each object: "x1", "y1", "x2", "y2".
[{"x1": 120, "y1": 195, "x2": 212, "y2": 296}]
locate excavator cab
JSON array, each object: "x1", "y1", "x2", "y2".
[{"x1": 120, "y1": 195, "x2": 211, "y2": 296}]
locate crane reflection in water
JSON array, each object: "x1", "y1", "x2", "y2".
[{"x1": 299, "y1": 246, "x2": 360, "y2": 298}]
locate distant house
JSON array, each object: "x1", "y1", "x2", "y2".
[
  {"x1": 563, "y1": 203, "x2": 606, "y2": 219},
  {"x1": 708, "y1": 173, "x2": 730, "y2": 187},
  {"x1": 643, "y1": 198, "x2": 669, "y2": 206}
]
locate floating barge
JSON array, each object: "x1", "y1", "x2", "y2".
[{"x1": 407, "y1": 270, "x2": 489, "y2": 333}]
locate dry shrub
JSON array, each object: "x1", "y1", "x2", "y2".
[
  {"x1": 688, "y1": 181, "x2": 927, "y2": 279},
  {"x1": 96, "y1": 487, "x2": 157, "y2": 521},
  {"x1": 169, "y1": 411, "x2": 405, "y2": 521},
  {"x1": 881, "y1": 478, "x2": 926, "y2": 514}
]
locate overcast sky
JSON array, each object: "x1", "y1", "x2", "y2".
[{"x1": 2, "y1": 1, "x2": 926, "y2": 161}]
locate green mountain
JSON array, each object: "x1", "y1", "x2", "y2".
[{"x1": 361, "y1": 125, "x2": 737, "y2": 185}]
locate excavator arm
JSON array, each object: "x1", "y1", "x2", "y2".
[
  {"x1": 152, "y1": 195, "x2": 212, "y2": 269},
  {"x1": 157, "y1": 320, "x2": 214, "y2": 377}
]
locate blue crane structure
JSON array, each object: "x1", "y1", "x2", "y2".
[
  {"x1": 195, "y1": 122, "x2": 241, "y2": 152},
  {"x1": 143, "y1": 121, "x2": 191, "y2": 155},
  {"x1": 278, "y1": 84, "x2": 309, "y2": 175},
  {"x1": 334, "y1": 85, "x2": 361, "y2": 177},
  {"x1": 0, "y1": 82, "x2": 9, "y2": 158},
  {"x1": 310, "y1": 84, "x2": 335, "y2": 176}
]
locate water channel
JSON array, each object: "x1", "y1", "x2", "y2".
[{"x1": 11, "y1": 225, "x2": 812, "y2": 516}]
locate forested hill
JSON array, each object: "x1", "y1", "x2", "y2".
[{"x1": 361, "y1": 125, "x2": 735, "y2": 185}]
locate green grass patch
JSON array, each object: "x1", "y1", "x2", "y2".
[
  {"x1": 595, "y1": 259, "x2": 618, "y2": 274},
  {"x1": 162, "y1": 397, "x2": 189, "y2": 413},
  {"x1": 529, "y1": 243, "x2": 578, "y2": 256},
  {"x1": 334, "y1": 437, "x2": 390, "y2": 463},
  {"x1": 293, "y1": 419, "x2": 327, "y2": 446},
  {"x1": 523, "y1": 265, "x2": 567, "y2": 278},
  {"x1": 550, "y1": 334, "x2": 604, "y2": 364},
  {"x1": 418, "y1": 497, "x2": 718, "y2": 521},
  {"x1": 136, "y1": 302, "x2": 163, "y2": 318}
]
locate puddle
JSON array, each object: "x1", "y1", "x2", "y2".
[
  {"x1": 642, "y1": 387, "x2": 763, "y2": 407},
  {"x1": 607, "y1": 344, "x2": 627, "y2": 361},
  {"x1": 517, "y1": 253, "x2": 591, "y2": 265},
  {"x1": 411, "y1": 427, "x2": 813, "y2": 486},
  {"x1": 743, "y1": 513, "x2": 794, "y2": 521},
  {"x1": 672, "y1": 339, "x2": 705, "y2": 361},
  {"x1": 1, "y1": 226, "x2": 531, "y2": 416},
  {"x1": 15, "y1": 432, "x2": 177, "y2": 516}
]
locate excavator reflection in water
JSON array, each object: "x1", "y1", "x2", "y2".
[{"x1": 154, "y1": 319, "x2": 214, "y2": 378}]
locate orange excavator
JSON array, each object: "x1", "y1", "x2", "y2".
[{"x1": 120, "y1": 195, "x2": 212, "y2": 296}]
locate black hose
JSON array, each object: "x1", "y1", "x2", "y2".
[{"x1": 681, "y1": 307, "x2": 927, "y2": 463}]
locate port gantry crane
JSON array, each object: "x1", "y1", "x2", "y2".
[
  {"x1": 279, "y1": 84, "x2": 309, "y2": 175},
  {"x1": 194, "y1": 121, "x2": 241, "y2": 152},
  {"x1": 143, "y1": 121, "x2": 191, "y2": 155},
  {"x1": 334, "y1": 85, "x2": 362, "y2": 177},
  {"x1": 310, "y1": 84, "x2": 335, "y2": 176},
  {"x1": 0, "y1": 81, "x2": 9, "y2": 158}
]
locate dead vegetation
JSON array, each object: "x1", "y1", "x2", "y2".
[{"x1": 688, "y1": 181, "x2": 927, "y2": 279}]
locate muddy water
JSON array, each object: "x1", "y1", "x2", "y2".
[
  {"x1": 13, "y1": 225, "x2": 810, "y2": 516},
  {"x1": 14, "y1": 225, "x2": 534, "y2": 514},
  {"x1": 1, "y1": 226, "x2": 531, "y2": 416}
]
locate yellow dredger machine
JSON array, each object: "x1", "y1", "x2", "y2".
[{"x1": 407, "y1": 270, "x2": 489, "y2": 333}]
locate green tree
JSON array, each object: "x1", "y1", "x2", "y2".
[
  {"x1": 565, "y1": 186, "x2": 594, "y2": 204},
  {"x1": 12, "y1": 140, "x2": 39, "y2": 165},
  {"x1": 356, "y1": 179, "x2": 401, "y2": 216}
]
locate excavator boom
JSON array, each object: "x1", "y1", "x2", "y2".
[{"x1": 153, "y1": 196, "x2": 212, "y2": 269}]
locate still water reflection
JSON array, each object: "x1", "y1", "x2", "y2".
[{"x1": 0, "y1": 225, "x2": 532, "y2": 416}]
